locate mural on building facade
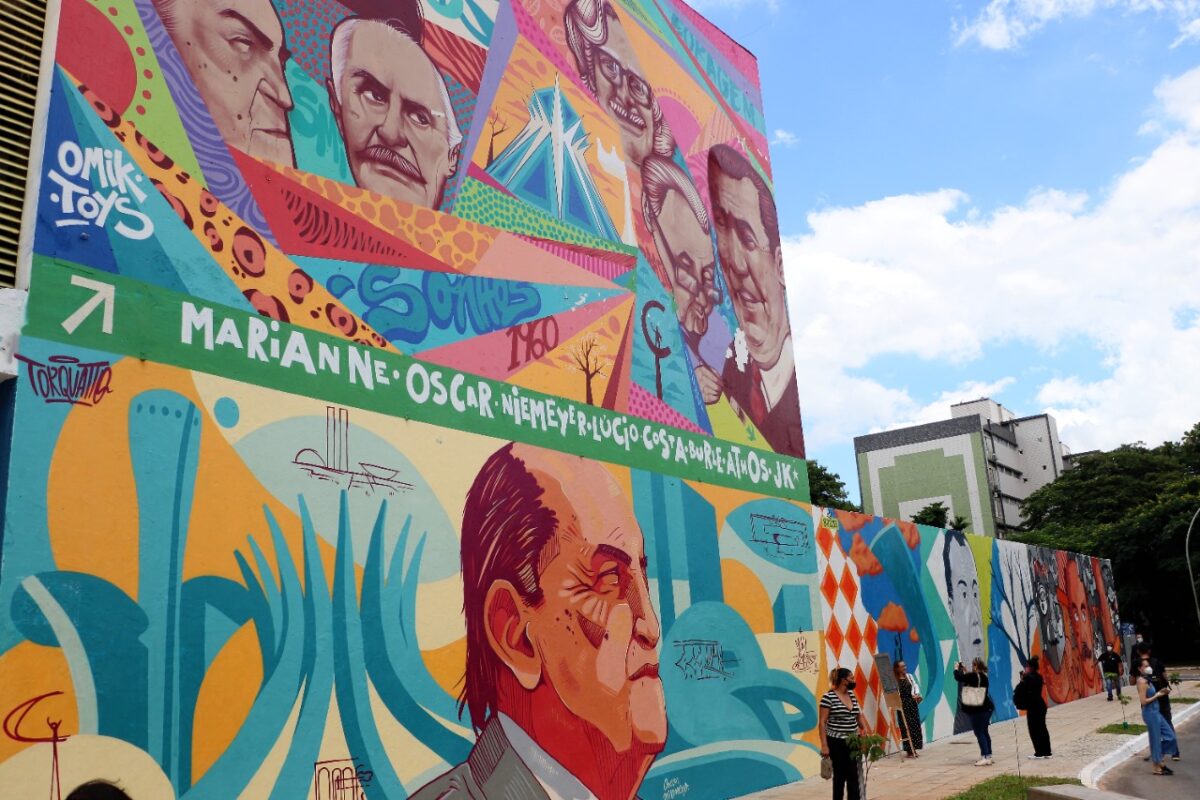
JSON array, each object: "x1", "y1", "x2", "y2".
[
  {"x1": 32, "y1": 0, "x2": 803, "y2": 458},
  {"x1": 1, "y1": 1, "x2": 1121, "y2": 799}
]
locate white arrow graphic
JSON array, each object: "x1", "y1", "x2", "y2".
[{"x1": 61, "y1": 275, "x2": 115, "y2": 335}]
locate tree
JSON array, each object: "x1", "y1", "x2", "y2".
[
  {"x1": 485, "y1": 111, "x2": 508, "y2": 166},
  {"x1": 1013, "y1": 423, "x2": 1200, "y2": 662},
  {"x1": 949, "y1": 515, "x2": 970, "y2": 533},
  {"x1": 911, "y1": 501, "x2": 949, "y2": 529},
  {"x1": 568, "y1": 334, "x2": 608, "y2": 406},
  {"x1": 806, "y1": 461, "x2": 860, "y2": 512}
]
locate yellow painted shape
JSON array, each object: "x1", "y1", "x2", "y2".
[
  {"x1": 508, "y1": 298, "x2": 632, "y2": 405},
  {"x1": 191, "y1": 622, "x2": 263, "y2": 784},
  {"x1": 720, "y1": 558, "x2": 772, "y2": 634},
  {"x1": 0, "y1": 642, "x2": 77, "y2": 763},
  {"x1": 0, "y1": 735, "x2": 175, "y2": 799},
  {"x1": 706, "y1": 398, "x2": 766, "y2": 451},
  {"x1": 421, "y1": 636, "x2": 468, "y2": 702}
]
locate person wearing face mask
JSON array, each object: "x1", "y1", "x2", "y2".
[
  {"x1": 1137, "y1": 657, "x2": 1179, "y2": 775},
  {"x1": 819, "y1": 667, "x2": 867, "y2": 800},
  {"x1": 1098, "y1": 642, "x2": 1124, "y2": 700},
  {"x1": 953, "y1": 658, "x2": 994, "y2": 766}
]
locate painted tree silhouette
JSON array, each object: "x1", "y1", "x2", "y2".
[
  {"x1": 569, "y1": 333, "x2": 608, "y2": 405},
  {"x1": 486, "y1": 111, "x2": 508, "y2": 166}
]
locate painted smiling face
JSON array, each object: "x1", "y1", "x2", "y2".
[
  {"x1": 710, "y1": 169, "x2": 789, "y2": 371},
  {"x1": 328, "y1": 20, "x2": 460, "y2": 207},
  {"x1": 593, "y1": 18, "x2": 655, "y2": 166},
  {"x1": 655, "y1": 188, "x2": 717, "y2": 339},
  {"x1": 155, "y1": 0, "x2": 295, "y2": 165},
  {"x1": 523, "y1": 456, "x2": 666, "y2": 753}
]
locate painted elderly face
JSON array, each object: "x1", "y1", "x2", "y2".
[
  {"x1": 656, "y1": 189, "x2": 717, "y2": 339},
  {"x1": 594, "y1": 18, "x2": 655, "y2": 166},
  {"x1": 157, "y1": 0, "x2": 295, "y2": 164},
  {"x1": 710, "y1": 169, "x2": 789, "y2": 371},
  {"x1": 525, "y1": 460, "x2": 666, "y2": 753},
  {"x1": 330, "y1": 21, "x2": 459, "y2": 207},
  {"x1": 946, "y1": 538, "x2": 984, "y2": 668}
]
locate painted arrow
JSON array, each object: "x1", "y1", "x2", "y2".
[{"x1": 61, "y1": 275, "x2": 115, "y2": 335}]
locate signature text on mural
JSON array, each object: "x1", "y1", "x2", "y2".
[{"x1": 46, "y1": 142, "x2": 153, "y2": 240}]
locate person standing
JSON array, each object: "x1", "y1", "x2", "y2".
[
  {"x1": 893, "y1": 660, "x2": 924, "y2": 758},
  {"x1": 819, "y1": 667, "x2": 867, "y2": 800},
  {"x1": 1135, "y1": 642, "x2": 1181, "y2": 761},
  {"x1": 1019, "y1": 656, "x2": 1053, "y2": 759},
  {"x1": 1137, "y1": 657, "x2": 1179, "y2": 775},
  {"x1": 1099, "y1": 643, "x2": 1124, "y2": 700},
  {"x1": 953, "y1": 658, "x2": 994, "y2": 766}
]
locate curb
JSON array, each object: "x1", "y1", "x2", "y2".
[{"x1": 1079, "y1": 698, "x2": 1200, "y2": 787}]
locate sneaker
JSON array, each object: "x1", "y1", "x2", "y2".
[
  {"x1": 1172, "y1": 756, "x2": 1181, "y2": 762},
  {"x1": 975, "y1": 758, "x2": 989, "y2": 766},
  {"x1": 1107, "y1": 697, "x2": 1113, "y2": 701},
  {"x1": 1027, "y1": 755, "x2": 1044, "y2": 760}
]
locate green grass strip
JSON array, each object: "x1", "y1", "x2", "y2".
[{"x1": 945, "y1": 775, "x2": 1081, "y2": 800}]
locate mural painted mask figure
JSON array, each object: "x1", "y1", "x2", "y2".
[
  {"x1": 328, "y1": 17, "x2": 463, "y2": 208},
  {"x1": 943, "y1": 532, "x2": 984, "y2": 668},
  {"x1": 152, "y1": 0, "x2": 295, "y2": 165},
  {"x1": 564, "y1": 0, "x2": 672, "y2": 167},
  {"x1": 414, "y1": 444, "x2": 665, "y2": 800}
]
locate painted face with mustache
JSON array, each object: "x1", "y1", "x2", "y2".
[
  {"x1": 593, "y1": 20, "x2": 655, "y2": 166},
  {"x1": 521, "y1": 456, "x2": 666, "y2": 754},
  {"x1": 328, "y1": 21, "x2": 460, "y2": 208}
]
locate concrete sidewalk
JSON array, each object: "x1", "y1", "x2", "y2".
[{"x1": 738, "y1": 685, "x2": 1200, "y2": 800}]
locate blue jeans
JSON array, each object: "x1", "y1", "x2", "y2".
[
  {"x1": 1106, "y1": 676, "x2": 1121, "y2": 698},
  {"x1": 967, "y1": 709, "x2": 992, "y2": 758},
  {"x1": 1143, "y1": 703, "x2": 1180, "y2": 763}
]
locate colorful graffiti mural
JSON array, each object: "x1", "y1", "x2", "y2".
[
  {"x1": 30, "y1": 0, "x2": 803, "y2": 458},
  {"x1": 1, "y1": 1, "x2": 1121, "y2": 799}
]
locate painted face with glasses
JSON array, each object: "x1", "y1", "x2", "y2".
[
  {"x1": 654, "y1": 189, "x2": 719, "y2": 339},
  {"x1": 594, "y1": 20, "x2": 655, "y2": 165}
]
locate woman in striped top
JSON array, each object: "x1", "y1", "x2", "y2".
[{"x1": 819, "y1": 667, "x2": 866, "y2": 800}]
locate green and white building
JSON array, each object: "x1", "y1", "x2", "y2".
[{"x1": 854, "y1": 398, "x2": 1071, "y2": 537}]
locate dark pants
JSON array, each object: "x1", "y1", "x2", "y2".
[
  {"x1": 828, "y1": 736, "x2": 862, "y2": 800},
  {"x1": 967, "y1": 709, "x2": 992, "y2": 757},
  {"x1": 1027, "y1": 705, "x2": 1052, "y2": 756},
  {"x1": 1106, "y1": 675, "x2": 1121, "y2": 699}
]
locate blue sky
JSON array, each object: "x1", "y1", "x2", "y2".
[{"x1": 691, "y1": 1, "x2": 1200, "y2": 503}]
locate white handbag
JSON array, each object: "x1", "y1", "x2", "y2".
[{"x1": 961, "y1": 685, "x2": 988, "y2": 708}]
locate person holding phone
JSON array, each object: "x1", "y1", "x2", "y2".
[
  {"x1": 819, "y1": 667, "x2": 867, "y2": 800},
  {"x1": 1138, "y1": 656, "x2": 1179, "y2": 775}
]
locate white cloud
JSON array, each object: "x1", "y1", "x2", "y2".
[
  {"x1": 786, "y1": 66, "x2": 1200, "y2": 455},
  {"x1": 770, "y1": 129, "x2": 799, "y2": 147},
  {"x1": 954, "y1": 1, "x2": 1200, "y2": 50}
]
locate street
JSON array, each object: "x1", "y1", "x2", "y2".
[{"x1": 1101, "y1": 708, "x2": 1199, "y2": 798}]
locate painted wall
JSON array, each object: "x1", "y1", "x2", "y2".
[{"x1": 0, "y1": 2, "x2": 1120, "y2": 800}]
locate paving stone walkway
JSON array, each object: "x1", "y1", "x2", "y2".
[{"x1": 738, "y1": 683, "x2": 1200, "y2": 800}]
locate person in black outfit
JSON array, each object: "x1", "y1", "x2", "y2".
[
  {"x1": 1135, "y1": 642, "x2": 1180, "y2": 761},
  {"x1": 1020, "y1": 655, "x2": 1053, "y2": 758},
  {"x1": 954, "y1": 657, "x2": 995, "y2": 765},
  {"x1": 820, "y1": 667, "x2": 867, "y2": 800},
  {"x1": 1098, "y1": 643, "x2": 1124, "y2": 700}
]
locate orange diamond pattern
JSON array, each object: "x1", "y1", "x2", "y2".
[
  {"x1": 865, "y1": 617, "x2": 878, "y2": 653},
  {"x1": 821, "y1": 569, "x2": 840, "y2": 607},
  {"x1": 818, "y1": 525, "x2": 834, "y2": 557},
  {"x1": 845, "y1": 616, "x2": 863, "y2": 654},
  {"x1": 827, "y1": 616, "x2": 844, "y2": 655},
  {"x1": 839, "y1": 565, "x2": 858, "y2": 606}
]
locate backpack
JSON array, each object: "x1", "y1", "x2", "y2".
[{"x1": 1012, "y1": 680, "x2": 1029, "y2": 711}]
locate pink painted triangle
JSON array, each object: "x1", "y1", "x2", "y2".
[{"x1": 417, "y1": 293, "x2": 628, "y2": 380}]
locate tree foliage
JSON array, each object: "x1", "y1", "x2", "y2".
[
  {"x1": 911, "y1": 501, "x2": 950, "y2": 528},
  {"x1": 806, "y1": 461, "x2": 860, "y2": 512},
  {"x1": 1015, "y1": 422, "x2": 1200, "y2": 661}
]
